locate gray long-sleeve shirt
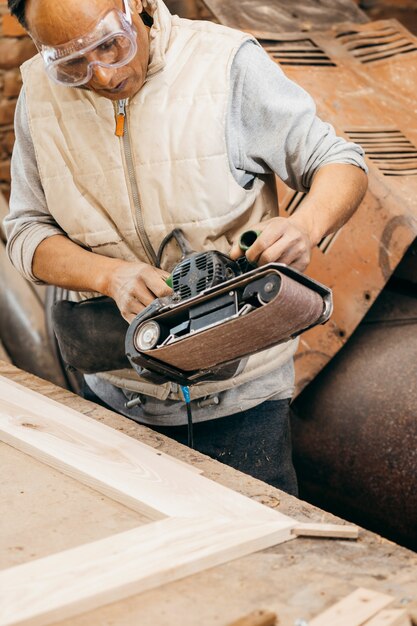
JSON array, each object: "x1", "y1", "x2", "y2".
[{"x1": 4, "y1": 40, "x2": 367, "y2": 425}]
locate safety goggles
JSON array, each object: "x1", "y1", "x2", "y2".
[{"x1": 34, "y1": 0, "x2": 137, "y2": 87}]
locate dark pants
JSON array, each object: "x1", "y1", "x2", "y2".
[
  {"x1": 152, "y1": 399, "x2": 298, "y2": 496},
  {"x1": 82, "y1": 382, "x2": 298, "y2": 496}
]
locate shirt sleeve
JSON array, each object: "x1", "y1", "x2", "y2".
[
  {"x1": 227, "y1": 40, "x2": 368, "y2": 191},
  {"x1": 3, "y1": 87, "x2": 65, "y2": 283}
]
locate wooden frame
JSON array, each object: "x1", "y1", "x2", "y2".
[{"x1": 0, "y1": 375, "x2": 297, "y2": 626}]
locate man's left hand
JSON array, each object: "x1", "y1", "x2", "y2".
[{"x1": 229, "y1": 216, "x2": 312, "y2": 272}]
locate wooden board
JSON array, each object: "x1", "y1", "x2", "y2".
[
  {"x1": 365, "y1": 610, "x2": 411, "y2": 626},
  {"x1": 0, "y1": 517, "x2": 291, "y2": 626},
  {"x1": 0, "y1": 375, "x2": 296, "y2": 626},
  {"x1": 310, "y1": 588, "x2": 394, "y2": 626},
  {"x1": 0, "y1": 376, "x2": 286, "y2": 521},
  {"x1": 292, "y1": 523, "x2": 359, "y2": 538},
  {"x1": 1, "y1": 363, "x2": 417, "y2": 626}
]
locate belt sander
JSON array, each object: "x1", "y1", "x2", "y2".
[
  {"x1": 52, "y1": 230, "x2": 332, "y2": 388},
  {"x1": 125, "y1": 230, "x2": 333, "y2": 387}
]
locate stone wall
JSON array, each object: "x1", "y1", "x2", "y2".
[{"x1": 0, "y1": 0, "x2": 35, "y2": 202}]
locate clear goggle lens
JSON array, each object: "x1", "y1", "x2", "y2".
[{"x1": 35, "y1": 5, "x2": 137, "y2": 87}]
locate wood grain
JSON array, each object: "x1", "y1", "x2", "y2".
[
  {"x1": 0, "y1": 375, "x2": 296, "y2": 625},
  {"x1": 292, "y1": 523, "x2": 359, "y2": 539},
  {"x1": 0, "y1": 517, "x2": 291, "y2": 626},
  {"x1": 226, "y1": 609, "x2": 277, "y2": 626},
  {"x1": 364, "y1": 609, "x2": 411, "y2": 626},
  {"x1": 310, "y1": 588, "x2": 394, "y2": 626},
  {"x1": 0, "y1": 375, "x2": 291, "y2": 523}
]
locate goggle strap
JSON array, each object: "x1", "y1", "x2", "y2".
[{"x1": 123, "y1": 0, "x2": 133, "y2": 25}]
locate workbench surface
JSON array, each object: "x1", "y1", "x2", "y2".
[{"x1": 1, "y1": 362, "x2": 416, "y2": 626}]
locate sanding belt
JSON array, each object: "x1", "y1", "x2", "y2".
[{"x1": 140, "y1": 269, "x2": 324, "y2": 371}]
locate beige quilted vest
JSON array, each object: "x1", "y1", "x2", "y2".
[{"x1": 21, "y1": 0, "x2": 297, "y2": 401}]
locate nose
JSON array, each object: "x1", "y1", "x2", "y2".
[{"x1": 91, "y1": 64, "x2": 115, "y2": 87}]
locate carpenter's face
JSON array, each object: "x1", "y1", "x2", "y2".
[{"x1": 25, "y1": 0, "x2": 151, "y2": 100}]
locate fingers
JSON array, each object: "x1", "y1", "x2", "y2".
[
  {"x1": 229, "y1": 224, "x2": 264, "y2": 260},
  {"x1": 113, "y1": 264, "x2": 173, "y2": 322},
  {"x1": 245, "y1": 221, "x2": 287, "y2": 265},
  {"x1": 143, "y1": 267, "x2": 172, "y2": 299},
  {"x1": 229, "y1": 241, "x2": 245, "y2": 260},
  {"x1": 124, "y1": 311, "x2": 140, "y2": 324},
  {"x1": 254, "y1": 235, "x2": 310, "y2": 270},
  {"x1": 233, "y1": 218, "x2": 311, "y2": 270},
  {"x1": 118, "y1": 283, "x2": 155, "y2": 321}
]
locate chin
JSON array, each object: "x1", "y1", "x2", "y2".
[{"x1": 97, "y1": 79, "x2": 142, "y2": 101}]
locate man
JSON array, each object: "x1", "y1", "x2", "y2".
[{"x1": 5, "y1": 0, "x2": 367, "y2": 495}]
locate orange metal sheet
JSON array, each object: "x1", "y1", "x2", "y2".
[
  {"x1": 202, "y1": 0, "x2": 367, "y2": 33},
  {"x1": 254, "y1": 20, "x2": 417, "y2": 393}
]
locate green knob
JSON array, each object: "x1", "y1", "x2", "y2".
[
  {"x1": 165, "y1": 275, "x2": 173, "y2": 288},
  {"x1": 239, "y1": 229, "x2": 261, "y2": 251}
]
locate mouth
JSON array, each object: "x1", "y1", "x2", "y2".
[{"x1": 101, "y1": 78, "x2": 128, "y2": 94}]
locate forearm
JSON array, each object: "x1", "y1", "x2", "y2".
[
  {"x1": 230, "y1": 163, "x2": 367, "y2": 270},
  {"x1": 289, "y1": 163, "x2": 368, "y2": 246},
  {"x1": 32, "y1": 234, "x2": 125, "y2": 295},
  {"x1": 32, "y1": 234, "x2": 172, "y2": 321}
]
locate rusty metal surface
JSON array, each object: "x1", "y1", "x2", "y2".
[
  {"x1": 394, "y1": 236, "x2": 417, "y2": 284},
  {"x1": 255, "y1": 19, "x2": 417, "y2": 549},
  {"x1": 202, "y1": 0, "x2": 368, "y2": 33},
  {"x1": 291, "y1": 281, "x2": 417, "y2": 550},
  {"x1": 253, "y1": 19, "x2": 417, "y2": 393},
  {"x1": 165, "y1": 0, "x2": 214, "y2": 21},
  {"x1": 0, "y1": 341, "x2": 10, "y2": 363},
  {"x1": 363, "y1": 0, "x2": 417, "y2": 36}
]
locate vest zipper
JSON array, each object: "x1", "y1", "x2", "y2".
[{"x1": 115, "y1": 99, "x2": 157, "y2": 266}]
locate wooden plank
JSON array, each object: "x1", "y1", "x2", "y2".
[
  {"x1": 0, "y1": 371, "x2": 202, "y2": 475},
  {"x1": 1, "y1": 364, "x2": 417, "y2": 626},
  {"x1": 150, "y1": 449, "x2": 204, "y2": 474},
  {"x1": 0, "y1": 517, "x2": 292, "y2": 626},
  {"x1": 309, "y1": 588, "x2": 395, "y2": 626},
  {"x1": 0, "y1": 374, "x2": 297, "y2": 625},
  {"x1": 292, "y1": 523, "x2": 359, "y2": 539},
  {"x1": 0, "y1": 376, "x2": 291, "y2": 523},
  {"x1": 364, "y1": 609, "x2": 411, "y2": 626}
]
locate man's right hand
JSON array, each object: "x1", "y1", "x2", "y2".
[
  {"x1": 32, "y1": 235, "x2": 173, "y2": 324},
  {"x1": 105, "y1": 260, "x2": 172, "y2": 323}
]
